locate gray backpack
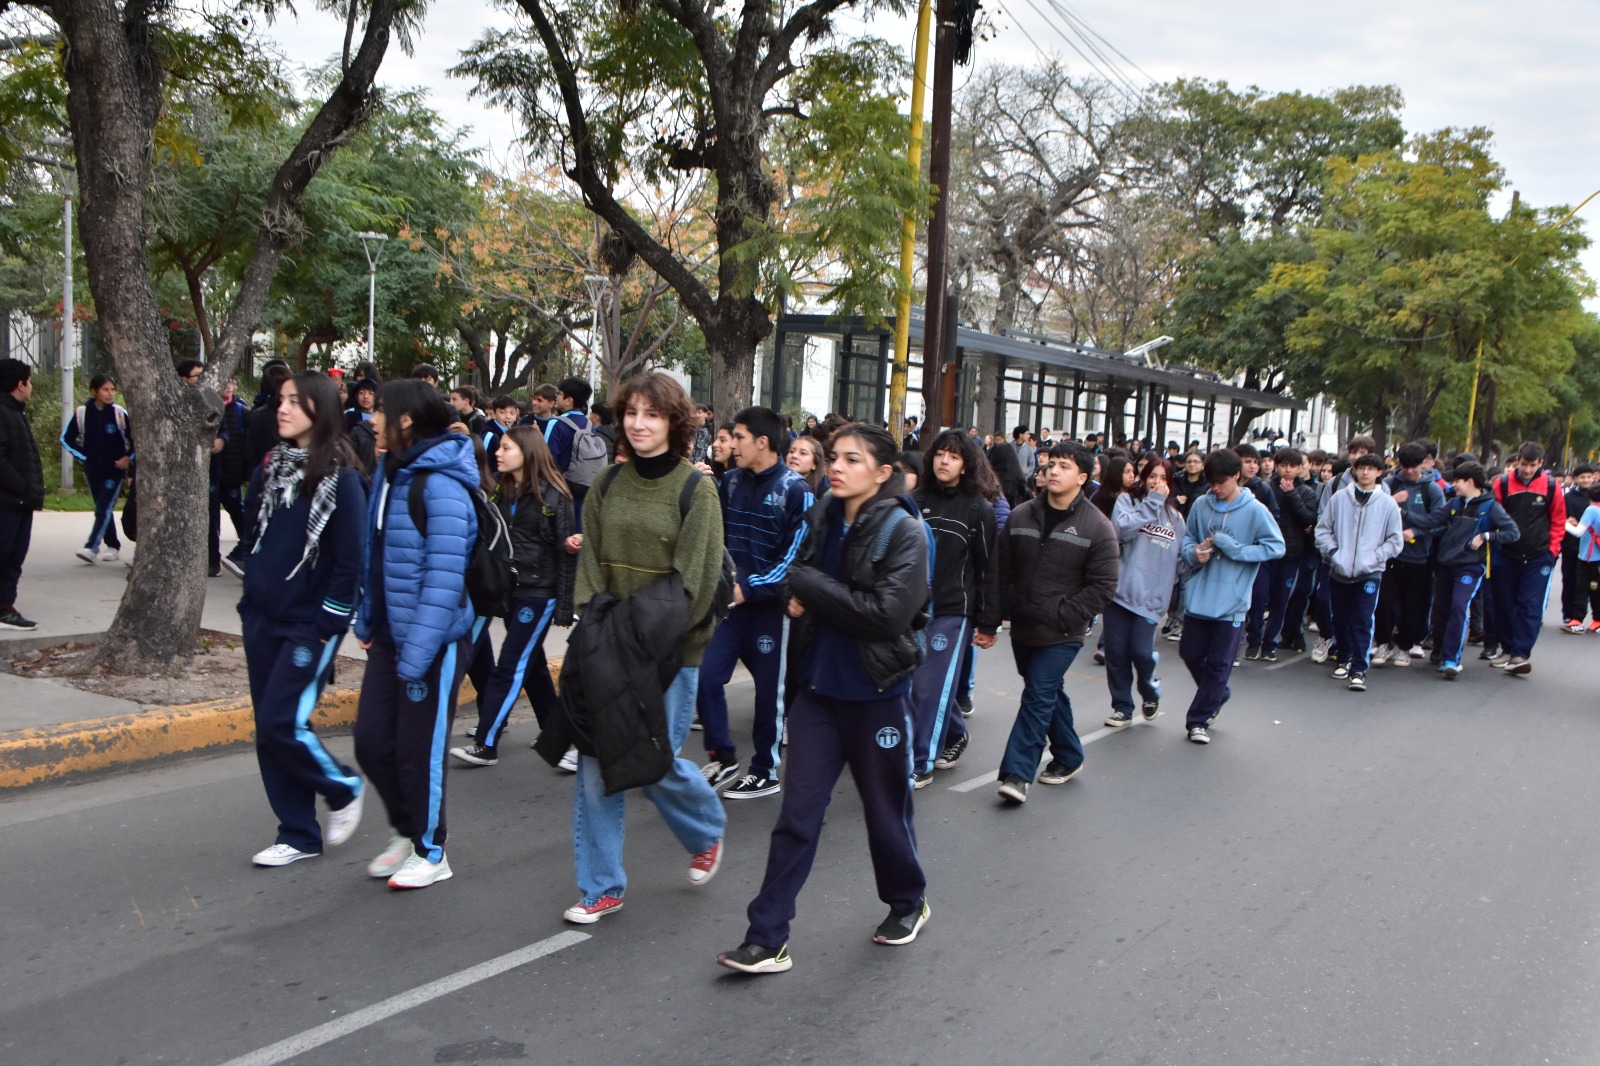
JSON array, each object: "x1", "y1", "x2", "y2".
[{"x1": 564, "y1": 416, "x2": 610, "y2": 487}]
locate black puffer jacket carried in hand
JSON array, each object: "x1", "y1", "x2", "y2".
[
  {"x1": 784, "y1": 493, "x2": 931, "y2": 692},
  {"x1": 0, "y1": 393, "x2": 44, "y2": 512}
]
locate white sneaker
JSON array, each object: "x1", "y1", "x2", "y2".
[
  {"x1": 253, "y1": 843, "x2": 318, "y2": 867},
  {"x1": 388, "y1": 851, "x2": 452, "y2": 889},
  {"x1": 98, "y1": 547, "x2": 120, "y2": 562},
  {"x1": 323, "y1": 791, "x2": 363, "y2": 847},
  {"x1": 558, "y1": 747, "x2": 579, "y2": 774},
  {"x1": 1370, "y1": 644, "x2": 1392, "y2": 666},
  {"x1": 1408, "y1": 645, "x2": 1425, "y2": 659},
  {"x1": 75, "y1": 547, "x2": 97, "y2": 564},
  {"x1": 367, "y1": 834, "x2": 413, "y2": 878},
  {"x1": 1311, "y1": 637, "x2": 1333, "y2": 663}
]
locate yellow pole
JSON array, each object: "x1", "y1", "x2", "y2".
[
  {"x1": 888, "y1": 0, "x2": 933, "y2": 435},
  {"x1": 1465, "y1": 336, "x2": 1483, "y2": 453},
  {"x1": 1565, "y1": 414, "x2": 1574, "y2": 468}
]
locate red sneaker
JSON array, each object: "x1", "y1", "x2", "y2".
[
  {"x1": 563, "y1": 895, "x2": 624, "y2": 924},
  {"x1": 689, "y1": 838, "x2": 724, "y2": 885},
  {"x1": 1588, "y1": 621, "x2": 1600, "y2": 635}
]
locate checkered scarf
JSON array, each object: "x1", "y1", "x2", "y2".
[{"x1": 254, "y1": 444, "x2": 340, "y2": 578}]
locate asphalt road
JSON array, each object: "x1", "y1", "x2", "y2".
[{"x1": 5, "y1": 628, "x2": 1600, "y2": 1066}]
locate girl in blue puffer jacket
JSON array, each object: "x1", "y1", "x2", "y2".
[{"x1": 354, "y1": 380, "x2": 479, "y2": 890}]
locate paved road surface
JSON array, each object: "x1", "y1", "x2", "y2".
[{"x1": 4, "y1": 629, "x2": 1599, "y2": 1065}]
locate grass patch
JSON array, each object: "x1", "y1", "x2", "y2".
[{"x1": 44, "y1": 492, "x2": 103, "y2": 512}]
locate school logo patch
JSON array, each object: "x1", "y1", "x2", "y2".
[
  {"x1": 1363, "y1": 580, "x2": 1378, "y2": 596},
  {"x1": 517, "y1": 605, "x2": 535, "y2": 624},
  {"x1": 1461, "y1": 574, "x2": 1475, "y2": 585},
  {"x1": 1540, "y1": 566, "x2": 1551, "y2": 577},
  {"x1": 931, "y1": 633, "x2": 949, "y2": 652},
  {"x1": 292, "y1": 646, "x2": 313, "y2": 669},
  {"x1": 104, "y1": 423, "x2": 118, "y2": 434},
  {"x1": 406, "y1": 681, "x2": 429, "y2": 703},
  {"x1": 757, "y1": 635, "x2": 775, "y2": 654},
  {"x1": 875, "y1": 726, "x2": 901, "y2": 749}
]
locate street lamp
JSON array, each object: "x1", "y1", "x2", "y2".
[
  {"x1": 1125, "y1": 335, "x2": 1174, "y2": 367},
  {"x1": 356, "y1": 232, "x2": 389, "y2": 365}
]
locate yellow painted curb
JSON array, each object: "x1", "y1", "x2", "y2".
[
  {"x1": 0, "y1": 688, "x2": 360, "y2": 791},
  {"x1": 0, "y1": 656, "x2": 562, "y2": 790}
]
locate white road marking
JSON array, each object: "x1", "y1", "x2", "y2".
[
  {"x1": 947, "y1": 723, "x2": 1125, "y2": 793},
  {"x1": 215, "y1": 930, "x2": 591, "y2": 1066},
  {"x1": 1263, "y1": 652, "x2": 1310, "y2": 671}
]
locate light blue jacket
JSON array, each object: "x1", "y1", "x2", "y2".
[{"x1": 1180, "y1": 491, "x2": 1285, "y2": 622}]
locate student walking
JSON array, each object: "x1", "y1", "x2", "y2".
[
  {"x1": 353, "y1": 380, "x2": 480, "y2": 890},
  {"x1": 535, "y1": 372, "x2": 727, "y2": 925},
  {"x1": 450, "y1": 427, "x2": 576, "y2": 768},
  {"x1": 239, "y1": 372, "x2": 368, "y2": 867},
  {"x1": 1314, "y1": 454, "x2": 1403, "y2": 691},
  {"x1": 994, "y1": 443, "x2": 1119, "y2": 803},
  {"x1": 1428, "y1": 462, "x2": 1519, "y2": 678},
  {"x1": 1560, "y1": 464, "x2": 1598, "y2": 631},
  {"x1": 697, "y1": 406, "x2": 813, "y2": 798},
  {"x1": 718, "y1": 424, "x2": 932, "y2": 975},
  {"x1": 1179, "y1": 450, "x2": 1284, "y2": 744},
  {"x1": 1102, "y1": 457, "x2": 1182, "y2": 728},
  {"x1": 1488, "y1": 443, "x2": 1567, "y2": 675},
  {"x1": 1563, "y1": 485, "x2": 1600, "y2": 632},
  {"x1": 1372, "y1": 443, "x2": 1446, "y2": 665},
  {"x1": 1261, "y1": 449, "x2": 1318, "y2": 658},
  {"x1": 60, "y1": 374, "x2": 133, "y2": 563},
  {"x1": 911, "y1": 430, "x2": 1000, "y2": 783},
  {"x1": 0, "y1": 359, "x2": 44, "y2": 630}
]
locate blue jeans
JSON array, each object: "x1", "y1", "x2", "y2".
[
  {"x1": 1102, "y1": 602, "x2": 1159, "y2": 715},
  {"x1": 571, "y1": 667, "x2": 727, "y2": 903},
  {"x1": 999, "y1": 642, "x2": 1084, "y2": 781}
]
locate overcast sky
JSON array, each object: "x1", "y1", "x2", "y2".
[{"x1": 267, "y1": 0, "x2": 1600, "y2": 288}]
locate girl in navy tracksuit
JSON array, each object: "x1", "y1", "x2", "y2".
[
  {"x1": 450, "y1": 426, "x2": 576, "y2": 766},
  {"x1": 238, "y1": 372, "x2": 367, "y2": 867},
  {"x1": 354, "y1": 380, "x2": 479, "y2": 890},
  {"x1": 60, "y1": 374, "x2": 132, "y2": 561},
  {"x1": 720, "y1": 424, "x2": 932, "y2": 975}
]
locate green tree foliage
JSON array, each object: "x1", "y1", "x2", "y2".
[{"x1": 453, "y1": 0, "x2": 925, "y2": 415}]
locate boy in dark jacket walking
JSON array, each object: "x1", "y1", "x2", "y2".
[
  {"x1": 0, "y1": 359, "x2": 43, "y2": 630},
  {"x1": 994, "y1": 442, "x2": 1119, "y2": 804}
]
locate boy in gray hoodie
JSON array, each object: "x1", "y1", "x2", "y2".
[{"x1": 1313, "y1": 453, "x2": 1403, "y2": 690}]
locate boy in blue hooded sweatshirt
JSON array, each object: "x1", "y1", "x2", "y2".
[{"x1": 1178, "y1": 450, "x2": 1284, "y2": 745}]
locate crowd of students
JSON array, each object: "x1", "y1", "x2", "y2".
[{"x1": 3, "y1": 347, "x2": 1598, "y2": 977}]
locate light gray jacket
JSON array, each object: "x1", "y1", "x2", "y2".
[
  {"x1": 1314, "y1": 481, "x2": 1404, "y2": 581},
  {"x1": 1111, "y1": 493, "x2": 1183, "y2": 621}
]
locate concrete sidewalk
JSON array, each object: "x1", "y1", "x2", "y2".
[{"x1": 0, "y1": 512, "x2": 569, "y2": 789}]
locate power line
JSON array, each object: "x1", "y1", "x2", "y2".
[
  {"x1": 1040, "y1": 0, "x2": 1146, "y2": 98},
  {"x1": 1002, "y1": 0, "x2": 1142, "y2": 104}
]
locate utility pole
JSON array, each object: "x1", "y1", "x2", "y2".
[
  {"x1": 887, "y1": 0, "x2": 934, "y2": 436},
  {"x1": 921, "y1": 0, "x2": 973, "y2": 432},
  {"x1": 357, "y1": 232, "x2": 389, "y2": 366}
]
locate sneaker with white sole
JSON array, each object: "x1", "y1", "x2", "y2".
[
  {"x1": 1503, "y1": 656, "x2": 1532, "y2": 676},
  {"x1": 689, "y1": 838, "x2": 723, "y2": 885},
  {"x1": 388, "y1": 851, "x2": 452, "y2": 889},
  {"x1": 997, "y1": 775, "x2": 1029, "y2": 804},
  {"x1": 449, "y1": 744, "x2": 499, "y2": 767},
  {"x1": 0, "y1": 609, "x2": 38, "y2": 631},
  {"x1": 912, "y1": 770, "x2": 934, "y2": 790},
  {"x1": 1370, "y1": 644, "x2": 1392, "y2": 666},
  {"x1": 1347, "y1": 673, "x2": 1367, "y2": 692},
  {"x1": 1441, "y1": 663, "x2": 1462, "y2": 680},
  {"x1": 1188, "y1": 726, "x2": 1211, "y2": 744},
  {"x1": 323, "y1": 791, "x2": 363, "y2": 847},
  {"x1": 1311, "y1": 637, "x2": 1333, "y2": 663},
  {"x1": 1331, "y1": 663, "x2": 1350, "y2": 680},
  {"x1": 252, "y1": 843, "x2": 318, "y2": 867},
  {"x1": 557, "y1": 747, "x2": 579, "y2": 774},
  {"x1": 98, "y1": 547, "x2": 120, "y2": 563},
  {"x1": 1408, "y1": 645, "x2": 1425, "y2": 659},
  {"x1": 1037, "y1": 761, "x2": 1082, "y2": 785},
  {"x1": 700, "y1": 756, "x2": 741, "y2": 788},
  {"x1": 75, "y1": 547, "x2": 98, "y2": 564},
  {"x1": 723, "y1": 773, "x2": 780, "y2": 799},
  {"x1": 1141, "y1": 699, "x2": 1161, "y2": 721},
  {"x1": 934, "y1": 733, "x2": 968, "y2": 770},
  {"x1": 873, "y1": 901, "x2": 930, "y2": 945},
  {"x1": 564, "y1": 895, "x2": 624, "y2": 924},
  {"x1": 1391, "y1": 653, "x2": 1410, "y2": 668},
  {"x1": 717, "y1": 942, "x2": 792, "y2": 974},
  {"x1": 1104, "y1": 710, "x2": 1134, "y2": 728},
  {"x1": 367, "y1": 835, "x2": 413, "y2": 879},
  {"x1": 220, "y1": 557, "x2": 246, "y2": 579}
]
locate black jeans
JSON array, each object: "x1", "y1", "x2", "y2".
[{"x1": 0, "y1": 509, "x2": 33, "y2": 610}]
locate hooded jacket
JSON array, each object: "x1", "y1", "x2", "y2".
[
  {"x1": 1382, "y1": 472, "x2": 1446, "y2": 565},
  {"x1": 785, "y1": 493, "x2": 931, "y2": 694},
  {"x1": 1315, "y1": 481, "x2": 1404, "y2": 582},
  {"x1": 355, "y1": 434, "x2": 479, "y2": 680},
  {"x1": 1110, "y1": 492, "x2": 1183, "y2": 622},
  {"x1": 915, "y1": 482, "x2": 1001, "y2": 631},
  {"x1": 0, "y1": 392, "x2": 44, "y2": 512},
  {"x1": 1424, "y1": 491, "x2": 1519, "y2": 570},
  {"x1": 998, "y1": 491, "x2": 1120, "y2": 646},
  {"x1": 1180, "y1": 490, "x2": 1285, "y2": 622}
]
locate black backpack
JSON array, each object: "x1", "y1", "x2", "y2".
[
  {"x1": 408, "y1": 471, "x2": 517, "y2": 618},
  {"x1": 596, "y1": 464, "x2": 737, "y2": 628}
]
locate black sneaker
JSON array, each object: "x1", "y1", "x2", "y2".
[
  {"x1": 1188, "y1": 726, "x2": 1211, "y2": 744},
  {"x1": 873, "y1": 901, "x2": 930, "y2": 945},
  {"x1": 1141, "y1": 699, "x2": 1161, "y2": 721},
  {"x1": 1261, "y1": 649, "x2": 1278, "y2": 663},
  {"x1": 1477, "y1": 644, "x2": 1500, "y2": 661},
  {"x1": 448, "y1": 744, "x2": 498, "y2": 766},
  {"x1": 0, "y1": 608, "x2": 38, "y2": 631},
  {"x1": 700, "y1": 756, "x2": 741, "y2": 788},
  {"x1": 1347, "y1": 673, "x2": 1367, "y2": 692},
  {"x1": 957, "y1": 696, "x2": 974, "y2": 718},
  {"x1": 1245, "y1": 645, "x2": 1263, "y2": 661},
  {"x1": 717, "y1": 942, "x2": 792, "y2": 974},
  {"x1": 690, "y1": 714, "x2": 704, "y2": 731},
  {"x1": 1104, "y1": 710, "x2": 1134, "y2": 728},
  {"x1": 207, "y1": 561, "x2": 222, "y2": 578},
  {"x1": 1037, "y1": 761, "x2": 1082, "y2": 785},
  {"x1": 997, "y1": 774, "x2": 1029, "y2": 804},
  {"x1": 933, "y1": 733, "x2": 968, "y2": 770},
  {"x1": 723, "y1": 773, "x2": 780, "y2": 799},
  {"x1": 912, "y1": 770, "x2": 934, "y2": 790},
  {"x1": 220, "y1": 557, "x2": 246, "y2": 579}
]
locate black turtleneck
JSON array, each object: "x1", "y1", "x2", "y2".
[{"x1": 632, "y1": 450, "x2": 680, "y2": 480}]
